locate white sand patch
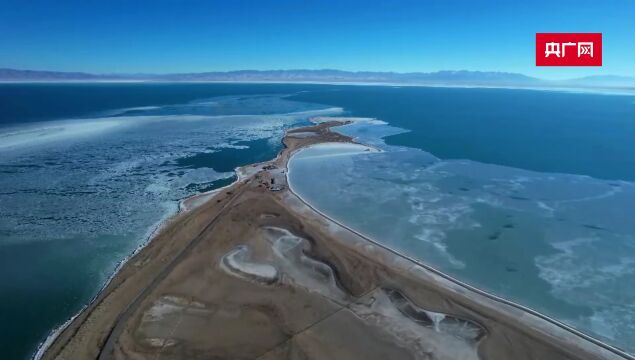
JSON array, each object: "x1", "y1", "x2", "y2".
[{"x1": 220, "y1": 245, "x2": 279, "y2": 284}]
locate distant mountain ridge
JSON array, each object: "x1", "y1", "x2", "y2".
[
  {"x1": 0, "y1": 68, "x2": 540, "y2": 85},
  {"x1": 1, "y1": 68, "x2": 633, "y2": 88},
  {"x1": 158, "y1": 69, "x2": 540, "y2": 85},
  {"x1": 0, "y1": 68, "x2": 104, "y2": 80}
]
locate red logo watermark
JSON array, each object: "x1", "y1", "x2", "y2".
[{"x1": 536, "y1": 33, "x2": 602, "y2": 66}]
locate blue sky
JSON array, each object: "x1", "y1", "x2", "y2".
[{"x1": 1, "y1": 0, "x2": 633, "y2": 79}]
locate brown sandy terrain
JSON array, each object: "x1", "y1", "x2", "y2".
[{"x1": 40, "y1": 121, "x2": 630, "y2": 360}]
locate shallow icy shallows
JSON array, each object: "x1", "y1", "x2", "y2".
[{"x1": 287, "y1": 118, "x2": 635, "y2": 354}]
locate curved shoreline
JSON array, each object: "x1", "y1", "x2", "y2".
[
  {"x1": 32, "y1": 202, "x2": 177, "y2": 360},
  {"x1": 32, "y1": 177, "x2": 239, "y2": 360},
  {"x1": 38, "y1": 119, "x2": 634, "y2": 360},
  {"x1": 31, "y1": 121, "x2": 293, "y2": 359},
  {"x1": 286, "y1": 143, "x2": 634, "y2": 360}
]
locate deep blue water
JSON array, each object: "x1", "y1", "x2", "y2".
[
  {"x1": 0, "y1": 83, "x2": 339, "y2": 125},
  {"x1": 290, "y1": 86, "x2": 635, "y2": 181}
]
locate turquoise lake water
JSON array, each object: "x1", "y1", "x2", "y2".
[{"x1": 1, "y1": 83, "x2": 634, "y2": 358}]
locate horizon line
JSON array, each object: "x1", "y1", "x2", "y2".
[{"x1": 1, "y1": 66, "x2": 633, "y2": 81}]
